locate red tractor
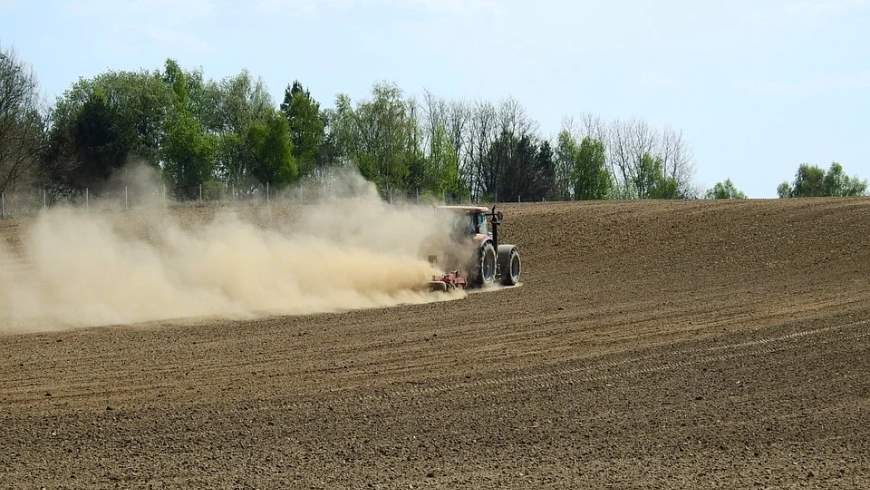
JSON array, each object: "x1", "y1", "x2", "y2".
[{"x1": 429, "y1": 206, "x2": 521, "y2": 291}]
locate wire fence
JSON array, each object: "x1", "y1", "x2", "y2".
[
  {"x1": 0, "y1": 184, "x2": 482, "y2": 220},
  {"x1": 0, "y1": 184, "x2": 263, "y2": 219}
]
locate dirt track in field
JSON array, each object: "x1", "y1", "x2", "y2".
[{"x1": 1, "y1": 199, "x2": 869, "y2": 488}]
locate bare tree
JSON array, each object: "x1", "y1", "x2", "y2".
[
  {"x1": 464, "y1": 100, "x2": 497, "y2": 201},
  {"x1": 0, "y1": 46, "x2": 44, "y2": 194},
  {"x1": 607, "y1": 120, "x2": 635, "y2": 197},
  {"x1": 497, "y1": 96, "x2": 535, "y2": 139},
  {"x1": 659, "y1": 127, "x2": 694, "y2": 195},
  {"x1": 587, "y1": 117, "x2": 693, "y2": 198},
  {"x1": 446, "y1": 100, "x2": 467, "y2": 166}
]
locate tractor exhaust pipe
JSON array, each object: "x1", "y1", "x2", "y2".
[{"x1": 488, "y1": 205, "x2": 503, "y2": 251}]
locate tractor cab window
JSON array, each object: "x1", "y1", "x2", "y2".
[
  {"x1": 474, "y1": 213, "x2": 488, "y2": 235},
  {"x1": 449, "y1": 211, "x2": 489, "y2": 237},
  {"x1": 451, "y1": 214, "x2": 476, "y2": 238}
]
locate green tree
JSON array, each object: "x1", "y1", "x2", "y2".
[
  {"x1": 45, "y1": 69, "x2": 172, "y2": 191},
  {"x1": 246, "y1": 110, "x2": 297, "y2": 187},
  {"x1": 779, "y1": 162, "x2": 866, "y2": 197},
  {"x1": 705, "y1": 179, "x2": 746, "y2": 199},
  {"x1": 331, "y1": 83, "x2": 418, "y2": 196},
  {"x1": 823, "y1": 162, "x2": 866, "y2": 196},
  {"x1": 422, "y1": 121, "x2": 465, "y2": 199},
  {"x1": 534, "y1": 140, "x2": 556, "y2": 200},
  {"x1": 634, "y1": 153, "x2": 679, "y2": 199},
  {"x1": 160, "y1": 60, "x2": 219, "y2": 198},
  {"x1": 280, "y1": 81, "x2": 325, "y2": 177},
  {"x1": 216, "y1": 70, "x2": 272, "y2": 133},
  {"x1": 571, "y1": 135, "x2": 611, "y2": 200},
  {"x1": 160, "y1": 59, "x2": 224, "y2": 132},
  {"x1": 162, "y1": 110, "x2": 215, "y2": 198},
  {"x1": 162, "y1": 59, "x2": 188, "y2": 105},
  {"x1": 792, "y1": 164, "x2": 826, "y2": 197},
  {"x1": 211, "y1": 70, "x2": 274, "y2": 190},
  {"x1": 485, "y1": 131, "x2": 552, "y2": 202},
  {"x1": 72, "y1": 90, "x2": 131, "y2": 186}
]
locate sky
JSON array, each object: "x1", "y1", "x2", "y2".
[{"x1": 2, "y1": 0, "x2": 869, "y2": 197}]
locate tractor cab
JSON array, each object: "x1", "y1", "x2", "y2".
[
  {"x1": 439, "y1": 206, "x2": 495, "y2": 241},
  {"x1": 437, "y1": 206, "x2": 501, "y2": 239}
]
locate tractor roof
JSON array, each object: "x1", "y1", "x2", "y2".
[{"x1": 436, "y1": 205, "x2": 490, "y2": 214}]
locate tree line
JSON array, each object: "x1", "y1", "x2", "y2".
[
  {"x1": 706, "y1": 162, "x2": 866, "y2": 200},
  {"x1": 0, "y1": 48, "x2": 697, "y2": 202},
  {"x1": 1, "y1": 46, "x2": 866, "y2": 203}
]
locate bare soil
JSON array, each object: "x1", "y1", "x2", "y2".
[{"x1": 1, "y1": 199, "x2": 869, "y2": 488}]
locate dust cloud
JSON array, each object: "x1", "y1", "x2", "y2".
[{"x1": 0, "y1": 170, "x2": 464, "y2": 333}]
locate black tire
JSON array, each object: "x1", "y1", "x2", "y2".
[
  {"x1": 498, "y1": 245, "x2": 521, "y2": 286},
  {"x1": 474, "y1": 242, "x2": 497, "y2": 287}
]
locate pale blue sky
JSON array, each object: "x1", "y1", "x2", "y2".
[{"x1": 2, "y1": 0, "x2": 869, "y2": 197}]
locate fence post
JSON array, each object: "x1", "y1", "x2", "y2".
[
  {"x1": 199, "y1": 184, "x2": 203, "y2": 202},
  {"x1": 1, "y1": 192, "x2": 4, "y2": 218},
  {"x1": 266, "y1": 182, "x2": 270, "y2": 203},
  {"x1": 125, "y1": 186, "x2": 129, "y2": 210},
  {"x1": 43, "y1": 189, "x2": 47, "y2": 209},
  {"x1": 162, "y1": 184, "x2": 166, "y2": 204},
  {"x1": 85, "y1": 188, "x2": 89, "y2": 210}
]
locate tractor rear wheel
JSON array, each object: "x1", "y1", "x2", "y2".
[
  {"x1": 498, "y1": 245, "x2": 521, "y2": 286},
  {"x1": 474, "y1": 242, "x2": 497, "y2": 287}
]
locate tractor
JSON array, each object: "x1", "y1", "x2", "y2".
[{"x1": 428, "y1": 206, "x2": 521, "y2": 291}]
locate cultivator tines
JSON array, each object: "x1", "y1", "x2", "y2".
[{"x1": 429, "y1": 271, "x2": 468, "y2": 292}]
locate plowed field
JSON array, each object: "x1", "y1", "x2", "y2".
[{"x1": 2, "y1": 199, "x2": 869, "y2": 488}]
